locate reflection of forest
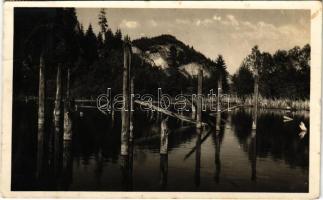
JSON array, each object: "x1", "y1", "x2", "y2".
[
  {"x1": 72, "y1": 110, "x2": 199, "y2": 162},
  {"x1": 231, "y1": 109, "x2": 309, "y2": 170},
  {"x1": 211, "y1": 112, "x2": 227, "y2": 183}
]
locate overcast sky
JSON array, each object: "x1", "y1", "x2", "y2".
[{"x1": 76, "y1": 8, "x2": 310, "y2": 74}]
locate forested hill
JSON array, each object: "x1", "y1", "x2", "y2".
[
  {"x1": 131, "y1": 34, "x2": 229, "y2": 92},
  {"x1": 133, "y1": 34, "x2": 214, "y2": 67},
  {"x1": 13, "y1": 8, "x2": 229, "y2": 99}
]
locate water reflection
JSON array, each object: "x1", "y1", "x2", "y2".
[
  {"x1": 213, "y1": 116, "x2": 223, "y2": 183},
  {"x1": 195, "y1": 129, "x2": 201, "y2": 188},
  {"x1": 249, "y1": 129, "x2": 257, "y2": 181},
  {"x1": 61, "y1": 141, "x2": 73, "y2": 190},
  {"x1": 11, "y1": 102, "x2": 309, "y2": 192},
  {"x1": 159, "y1": 154, "x2": 168, "y2": 190}
]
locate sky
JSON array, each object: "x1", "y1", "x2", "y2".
[{"x1": 76, "y1": 8, "x2": 310, "y2": 74}]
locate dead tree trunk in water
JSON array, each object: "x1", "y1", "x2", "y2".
[
  {"x1": 64, "y1": 67, "x2": 72, "y2": 140},
  {"x1": 160, "y1": 118, "x2": 169, "y2": 154},
  {"x1": 36, "y1": 55, "x2": 45, "y2": 178},
  {"x1": 191, "y1": 104, "x2": 196, "y2": 120},
  {"x1": 121, "y1": 43, "x2": 131, "y2": 156},
  {"x1": 217, "y1": 76, "x2": 222, "y2": 112},
  {"x1": 252, "y1": 71, "x2": 259, "y2": 130},
  {"x1": 196, "y1": 69, "x2": 203, "y2": 129},
  {"x1": 129, "y1": 77, "x2": 134, "y2": 142},
  {"x1": 216, "y1": 76, "x2": 222, "y2": 131},
  {"x1": 54, "y1": 64, "x2": 62, "y2": 167}
]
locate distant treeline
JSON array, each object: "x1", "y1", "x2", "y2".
[{"x1": 232, "y1": 45, "x2": 310, "y2": 100}]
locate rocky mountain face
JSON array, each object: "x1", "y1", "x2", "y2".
[{"x1": 132, "y1": 35, "x2": 213, "y2": 78}]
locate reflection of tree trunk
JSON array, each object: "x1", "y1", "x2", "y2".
[
  {"x1": 196, "y1": 69, "x2": 203, "y2": 129},
  {"x1": 54, "y1": 64, "x2": 62, "y2": 173},
  {"x1": 250, "y1": 129, "x2": 257, "y2": 181},
  {"x1": 214, "y1": 134, "x2": 221, "y2": 183},
  {"x1": 160, "y1": 154, "x2": 168, "y2": 190},
  {"x1": 94, "y1": 149, "x2": 103, "y2": 188},
  {"x1": 37, "y1": 55, "x2": 45, "y2": 179},
  {"x1": 120, "y1": 154, "x2": 132, "y2": 191},
  {"x1": 128, "y1": 141, "x2": 134, "y2": 190},
  {"x1": 61, "y1": 140, "x2": 73, "y2": 190},
  {"x1": 195, "y1": 130, "x2": 201, "y2": 187}
]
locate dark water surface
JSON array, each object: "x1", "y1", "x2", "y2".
[{"x1": 12, "y1": 102, "x2": 309, "y2": 192}]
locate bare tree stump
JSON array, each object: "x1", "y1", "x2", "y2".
[
  {"x1": 129, "y1": 77, "x2": 134, "y2": 142},
  {"x1": 121, "y1": 41, "x2": 131, "y2": 156},
  {"x1": 160, "y1": 117, "x2": 169, "y2": 155},
  {"x1": 196, "y1": 69, "x2": 203, "y2": 129},
  {"x1": 252, "y1": 71, "x2": 259, "y2": 130},
  {"x1": 64, "y1": 67, "x2": 72, "y2": 141},
  {"x1": 53, "y1": 64, "x2": 62, "y2": 169},
  {"x1": 36, "y1": 55, "x2": 45, "y2": 178}
]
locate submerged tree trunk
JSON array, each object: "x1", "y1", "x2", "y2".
[
  {"x1": 129, "y1": 76, "x2": 134, "y2": 142},
  {"x1": 252, "y1": 72, "x2": 259, "y2": 130},
  {"x1": 216, "y1": 76, "x2": 222, "y2": 131},
  {"x1": 36, "y1": 54, "x2": 45, "y2": 178},
  {"x1": 160, "y1": 118, "x2": 169, "y2": 154},
  {"x1": 54, "y1": 64, "x2": 62, "y2": 168},
  {"x1": 196, "y1": 69, "x2": 203, "y2": 129},
  {"x1": 217, "y1": 76, "x2": 222, "y2": 112},
  {"x1": 64, "y1": 67, "x2": 72, "y2": 141},
  {"x1": 121, "y1": 43, "x2": 131, "y2": 156}
]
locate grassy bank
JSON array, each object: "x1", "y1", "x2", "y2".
[{"x1": 236, "y1": 96, "x2": 309, "y2": 111}]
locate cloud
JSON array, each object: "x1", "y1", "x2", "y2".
[
  {"x1": 149, "y1": 19, "x2": 158, "y2": 27},
  {"x1": 224, "y1": 14, "x2": 239, "y2": 26},
  {"x1": 195, "y1": 19, "x2": 213, "y2": 26},
  {"x1": 175, "y1": 19, "x2": 190, "y2": 24},
  {"x1": 228, "y1": 18, "x2": 309, "y2": 51},
  {"x1": 213, "y1": 15, "x2": 222, "y2": 21},
  {"x1": 176, "y1": 15, "x2": 221, "y2": 27},
  {"x1": 120, "y1": 20, "x2": 139, "y2": 29}
]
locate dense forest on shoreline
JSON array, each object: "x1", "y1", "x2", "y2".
[{"x1": 13, "y1": 8, "x2": 310, "y2": 102}]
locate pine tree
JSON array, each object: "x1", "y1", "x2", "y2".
[
  {"x1": 215, "y1": 55, "x2": 229, "y2": 93},
  {"x1": 98, "y1": 8, "x2": 108, "y2": 38},
  {"x1": 114, "y1": 29, "x2": 123, "y2": 49},
  {"x1": 84, "y1": 24, "x2": 98, "y2": 64}
]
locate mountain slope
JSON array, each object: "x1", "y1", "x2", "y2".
[{"x1": 132, "y1": 34, "x2": 215, "y2": 77}]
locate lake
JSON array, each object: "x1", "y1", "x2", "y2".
[{"x1": 11, "y1": 102, "x2": 309, "y2": 192}]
